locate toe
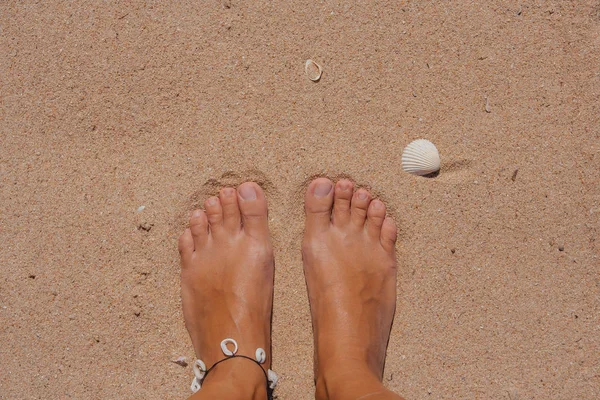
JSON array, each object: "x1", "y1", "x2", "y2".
[
  {"x1": 304, "y1": 178, "x2": 334, "y2": 232},
  {"x1": 350, "y1": 188, "x2": 371, "y2": 228},
  {"x1": 380, "y1": 216, "x2": 398, "y2": 253},
  {"x1": 366, "y1": 199, "x2": 386, "y2": 239},
  {"x1": 332, "y1": 179, "x2": 353, "y2": 226},
  {"x1": 178, "y1": 228, "x2": 194, "y2": 264},
  {"x1": 219, "y1": 187, "x2": 242, "y2": 232},
  {"x1": 189, "y1": 209, "x2": 209, "y2": 248},
  {"x1": 204, "y1": 196, "x2": 223, "y2": 233},
  {"x1": 237, "y1": 182, "x2": 269, "y2": 238}
]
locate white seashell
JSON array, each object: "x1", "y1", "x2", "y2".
[
  {"x1": 191, "y1": 359, "x2": 206, "y2": 391},
  {"x1": 267, "y1": 369, "x2": 279, "y2": 389},
  {"x1": 191, "y1": 378, "x2": 201, "y2": 393},
  {"x1": 193, "y1": 359, "x2": 206, "y2": 378},
  {"x1": 255, "y1": 348, "x2": 266, "y2": 363},
  {"x1": 305, "y1": 59, "x2": 322, "y2": 81},
  {"x1": 220, "y1": 338, "x2": 238, "y2": 356},
  {"x1": 401, "y1": 139, "x2": 440, "y2": 176}
]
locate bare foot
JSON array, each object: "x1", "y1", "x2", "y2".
[
  {"x1": 178, "y1": 183, "x2": 273, "y2": 399},
  {"x1": 302, "y1": 178, "x2": 402, "y2": 400}
]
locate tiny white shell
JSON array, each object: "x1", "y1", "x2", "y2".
[
  {"x1": 255, "y1": 348, "x2": 266, "y2": 363},
  {"x1": 305, "y1": 59, "x2": 322, "y2": 81},
  {"x1": 193, "y1": 359, "x2": 206, "y2": 375},
  {"x1": 191, "y1": 378, "x2": 201, "y2": 393},
  {"x1": 401, "y1": 139, "x2": 440, "y2": 176},
  {"x1": 267, "y1": 369, "x2": 279, "y2": 389},
  {"x1": 220, "y1": 338, "x2": 238, "y2": 356}
]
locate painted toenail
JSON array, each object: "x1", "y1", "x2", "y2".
[
  {"x1": 239, "y1": 185, "x2": 257, "y2": 200},
  {"x1": 192, "y1": 209, "x2": 203, "y2": 217},
  {"x1": 314, "y1": 181, "x2": 333, "y2": 197},
  {"x1": 357, "y1": 191, "x2": 368, "y2": 200},
  {"x1": 207, "y1": 197, "x2": 218, "y2": 206}
]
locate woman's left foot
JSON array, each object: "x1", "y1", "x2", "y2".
[{"x1": 178, "y1": 182, "x2": 274, "y2": 394}]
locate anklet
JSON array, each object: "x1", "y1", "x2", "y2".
[{"x1": 190, "y1": 338, "x2": 279, "y2": 399}]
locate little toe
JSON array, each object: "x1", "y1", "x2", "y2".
[
  {"x1": 204, "y1": 196, "x2": 223, "y2": 233},
  {"x1": 237, "y1": 182, "x2": 270, "y2": 238},
  {"x1": 380, "y1": 216, "x2": 398, "y2": 254},
  {"x1": 350, "y1": 188, "x2": 372, "y2": 228},
  {"x1": 189, "y1": 209, "x2": 209, "y2": 249},
  {"x1": 219, "y1": 187, "x2": 242, "y2": 232},
  {"x1": 304, "y1": 178, "x2": 334, "y2": 232},
  {"x1": 366, "y1": 199, "x2": 386, "y2": 239},
  {"x1": 332, "y1": 179, "x2": 354, "y2": 226},
  {"x1": 178, "y1": 228, "x2": 194, "y2": 264}
]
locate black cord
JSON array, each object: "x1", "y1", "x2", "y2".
[{"x1": 200, "y1": 355, "x2": 274, "y2": 400}]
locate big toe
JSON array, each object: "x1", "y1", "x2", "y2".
[
  {"x1": 304, "y1": 178, "x2": 334, "y2": 232},
  {"x1": 237, "y1": 182, "x2": 269, "y2": 237}
]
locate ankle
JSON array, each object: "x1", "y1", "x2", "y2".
[
  {"x1": 316, "y1": 362, "x2": 383, "y2": 400},
  {"x1": 201, "y1": 357, "x2": 267, "y2": 400}
]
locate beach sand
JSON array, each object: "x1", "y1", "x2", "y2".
[{"x1": 1, "y1": 1, "x2": 599, "y2": 398}]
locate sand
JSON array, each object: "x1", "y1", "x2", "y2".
[{"x1": 1, "y1": 1, "x2": 599, "y2": 399}]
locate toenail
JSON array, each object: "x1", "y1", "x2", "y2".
[
  {"x1": 357, "y1": 191, "x2": 368, "y2": 200},
  {"x1": 373, "y1": 200, "x2": 384, "y2": 209},
  {"x1": 222, "y1": 188, "x2": 235, "y2": 197},
  {"x1": 239, "y1": 185, "x2": 257, "y2": 200},
  {"x1": 207, "y1": 197, "x2": 218, "y2": 206},
  {"x1": 314, "y1": 181, "x2": 333, "y2": 197},
  {"x1": 337, "y1": 181, "x2": 351, "y2": 191},
  {"x1": 192, "y1": 209, "x2": 203, "y2": 217}
]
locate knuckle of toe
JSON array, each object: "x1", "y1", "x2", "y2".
[{"x1": 189, "y1": 219, "x2": 205, "y2": 228}]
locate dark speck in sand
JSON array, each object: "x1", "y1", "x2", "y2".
[{"x1": 138, "y1": 222, "x2": 153, "y2": 232}]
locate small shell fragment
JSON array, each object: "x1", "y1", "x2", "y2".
[
  {"x1": 401, "y1": 139, "x2": 441, "y2": 176},
  {"x1": 305, "y1": 59, "x2": 322, "y2": 81},
  {"x1": 171, "y1": 356, "x2": 188, "y2": 367}
]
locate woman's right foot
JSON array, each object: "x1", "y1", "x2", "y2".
[{"x1": 302, "y1": 178, "x2": 403, "y2": 400}]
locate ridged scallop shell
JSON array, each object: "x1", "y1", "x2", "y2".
[
  {"x1": 401, "y1": 139, "x2": 440, "y2": 176},
  {"x1": 305, "y1": 59, "x2": 322, "y2": 81}
]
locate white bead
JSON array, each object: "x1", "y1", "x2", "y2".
[
  {"x1": 220, "y1": 338, "x2": 238, "y2": 356},
  {"x1": 255, "y1": 348, "x2": 266, "y2": 363}
]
